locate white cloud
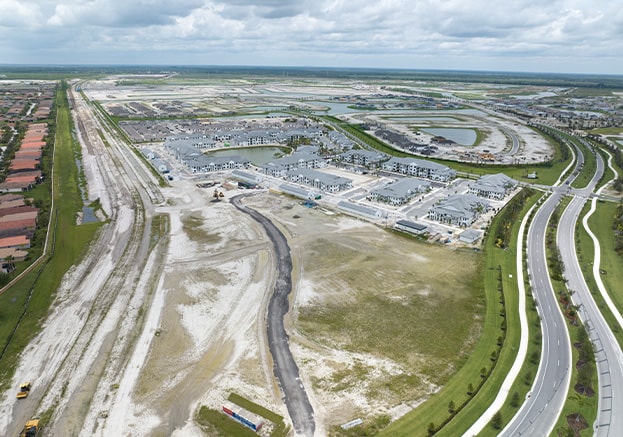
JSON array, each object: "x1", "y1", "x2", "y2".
[{"x1": 0, "y1": 0, "x2": 621, "y2": 74}]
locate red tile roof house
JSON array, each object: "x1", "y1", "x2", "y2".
[
  {"x1": 0, "y1": 234, "x2": 31, "y2": 250},
  {"x1": 15, "y1": 149, "x2": 43, "y2": 159},
  {"x1": 0, "y1": 198, "x2": 26, "y2": 210},
  {"x1": 0, "y1": 205, "x2": 39, "y2": 218},
  {"x1": 0, "y1": 193, "x2": 25, "y2": 203},
  {"x1": 0, "y1": 176, "x2": 37, "y2": 193},
  {"x1": 20, "y1": 141, "x2": 46, "y2": 150},
  {"x1": 10, "y1": 159, "x2": 39, "y2": 172},
  {"x1": 0, "y1": 247, "x2": 28, "y2": 273},
  {"x1": 0, "y1": 210, "x2": 38, "y2": 223},
  {"x1": 0, "y1": 217, "x2": 37, "y2": 238}
]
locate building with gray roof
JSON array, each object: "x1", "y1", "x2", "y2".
[
  {"x1": 429, "y1": 194, "x2": 491, "y2": 227},
  {"x1": 459, "y1": 229, "x2": 483, "y2": 244},
  {"x1": 340, "y1": 150, "x2": 388, "y2": 167},
  {"x1": 394, "y1": 220, "x2": 428, "y2": 235},
  {"x1": 231, "y1": 170, "x2": 263, "y2": 185},
  {"x1": 278, "y1": 183, "x2": 316, "y2": 199},
  {"x1": 183, "y1": 155, "x2": 250, "y2": 173},
  {"x1": 469, "y1": 173, "x2": 517, "y2": 200},
  {"x1": 141, "y1": 147, "x2": 157, "y2": 160},
  {"x1": 368, "y1": 178, "x2": 430, "y2": 205},
  {"x1": 337, "y1": 201, "x2": 386, "y2": 220},
  {"x1": 261, "y1": 152, "x2": 324, "y2": 177},
  {"x1": 151, "y1": 158, "x2": 169, "y2": 173},
  {"x1": 286, "y1": 168, "x2": 352, "y2": 193},
  {"x1": 382, "y1": 157, "x2": 456, "y2": 181}
]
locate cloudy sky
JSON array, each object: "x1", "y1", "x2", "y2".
[{"x1": 1, "y1": 0, "x2": 621, "y2": 74}]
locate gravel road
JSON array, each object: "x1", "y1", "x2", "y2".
[{"x1": 232, "y1": 194, "x2": 316, "y2": 436}]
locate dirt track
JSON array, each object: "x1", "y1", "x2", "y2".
[{"x1": 232, "y1": 194, "x2": 315, "y2": 436}]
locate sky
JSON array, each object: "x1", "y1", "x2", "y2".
[{"x1": 1, "y1": 0, "x2": 622, "y2": 75}]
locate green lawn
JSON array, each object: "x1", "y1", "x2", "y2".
[
  {"x1": 570, "y1": 137, "x2": 598, "y2": 189},
  {"x1": 575, "y1": 201, "x2": 623, "y2": 348},
  {"x1": 194, "y1": 393, "x2": 290, "y2": 437}
]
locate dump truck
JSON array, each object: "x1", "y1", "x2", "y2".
[
  {"x1": 16, "y1": 382, "x2": 31, "y2": 399},
  {"x1": 20, "y1": 419, "x2": 40, "y2": 437}
]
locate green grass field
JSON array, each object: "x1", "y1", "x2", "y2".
[
  {"x1": 381, "y1": 190, "x2": 540, "y2": 436},
  {"x1": 570, "y1": 137, "x2": 598, "y2": 189},
  {"x1": 194, "y1": 393, "x2": 290, "y2": 437}
]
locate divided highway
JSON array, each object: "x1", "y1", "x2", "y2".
[
  {"x1": 557, "y1": 149, "x2": 623, "y2": 436},
  {"x1": 503, "y1": 134, "x2": 623, "y2": 436},
  {"x1": 502, "y1": 137, "x2": 584, "y2": 436}
]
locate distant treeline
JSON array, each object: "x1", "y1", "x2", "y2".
[{"x1": 1, "y1": 64, "x2": 622, "y2": 89}]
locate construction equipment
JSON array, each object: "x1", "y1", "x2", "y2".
[
  {"x1": 16, "y1": 382, "x2": 31, "y2": 399},
  {"x1": 20, "y1": 419, "x2": 40, "y2": 437}
]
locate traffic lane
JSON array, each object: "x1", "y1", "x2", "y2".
[
  {"x1": 502, "y1": 193, "x2": 571, "y2": 436},
  {"x1": 559, "y1": 195, "x2": 622, "y2": 436}
]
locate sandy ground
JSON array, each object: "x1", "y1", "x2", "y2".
[{"x1": 344, "y1": 107, "x2": 554, "y2": 164}]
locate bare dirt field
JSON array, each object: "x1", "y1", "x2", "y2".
[{"x1": 89, "y1": 185, "x2": 482, "y2": 436}]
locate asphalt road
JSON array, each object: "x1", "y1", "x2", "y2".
[
  {"x1": 501, "y1": 139, "x2": 587, "y2": 436},
  {"x1": 500, "y1": 187, "x2": 572, "y2": 436},
  {"x1": 557, "y1": 149, "x2": 623, "y2": 436},
  {"x1": 502, "y1": 135, "x2": 623, "y2": 435},
  {"x1": 231, "y1": 194, "x2": 316, "y2": 436},
  {"x1": 500, "y1": 126, "x2": 520, "y2": 155}
]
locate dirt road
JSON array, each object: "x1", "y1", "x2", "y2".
[{"x1": 232, "y1": 194, "x2": 316, "y2": 436}]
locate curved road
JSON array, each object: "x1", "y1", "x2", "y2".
[
  {"x1": 557, "y1": 146, "x2": 623, "y2": 436},
  {"x1": 501, "y1": 137, "x2": 586, "y2": 436},
  {"x1": 231, "y1": 194, "x2": 315, "y2": 436}
]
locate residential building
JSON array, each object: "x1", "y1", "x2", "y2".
[
  {"x1": 469, "y1": 173, "x2": 517, "y2": 199},
  {"x1": 368, "y1": 178, "x2": 430, "y2": 205},
  {"x1": 340, "y1": 150, "x2": 388, "y2": 167},
  {"x1": 337, "y1": 201, "x2": 386, "y2": 220},
  {"x1": 286, "y1": 168, "x2": 352, "y2": 192},
  {"x1": 429, "y1": 194, "x2": 491, "y2": 227},
  {"x1": 394, "y1": 220, "x2": 428, "y2": 235},
  {"x1": 382, "y1": 157, "x2": 456, "y2": 181}
]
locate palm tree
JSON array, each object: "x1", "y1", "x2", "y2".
[{"x1": 4, "y1": 255, "x2": 14, "y2": 273}]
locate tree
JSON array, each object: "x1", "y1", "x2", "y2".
[
  {"x1": 491, "y1": 411, "x2": 502, "y2": 429},
  {"x1": 510, "y1": 391, "x2": 520, "y2": 408},
  {"x1": 427, "y1": 422, "x2": 436, "y2": 436},
  {"x1": 4, "y1": 255, "x2": 14, "y2": 273},
  {"x1": 467, "y1": 383, "x2": 474, "y2": 396},
  {"x1": 448, "y1": 400, "x2": 455, "y2": 414}
]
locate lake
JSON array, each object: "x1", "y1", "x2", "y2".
[
  {"x1": 421, "y1": 128, "x2": 477, "y2": 146},
  {"x1": 386, "y1": 116, "x2": 459, "y2": 122},
  {"x1": 206, "y1": 146, "x2": 290, "y2": 165}
]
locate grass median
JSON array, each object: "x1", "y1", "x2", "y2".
[{"x1": 575, "y1": 201, "x2": 623, "y2": 348}]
